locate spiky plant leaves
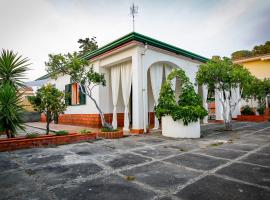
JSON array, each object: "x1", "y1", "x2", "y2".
[
  {"x1": 0, "y1": 49, "x2": 30, "y2": 88},
  {"x1": 0, "y1": 83, "x2": 25, "y2": 138}
]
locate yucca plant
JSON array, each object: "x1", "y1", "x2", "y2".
[
  {"x1": 0, "y1": 84, "x2": 25, "y2": 138},
  {"x1": 0, "y1": 49, "x2": 30, "y2": 138},
  {"x1": 0, "y1": 49, "x2": 30, "y2": 88}
]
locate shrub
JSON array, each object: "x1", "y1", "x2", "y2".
[
  {"x1": 155, "y1": 69, "x2": 208, "y2": 125},
  {"x1": 257, "y1": 106, "x2": 265, "y2": 116},
  {"x1": 28, "y1": 84, "x2": 66, "y2": 135},
  {"x1": 25, "y1": 132, "x2": 39, "y2": 139},
  {"x1": 79, "y1": 129, "x2": 91, "y2": 134},
  {"x1": 241, "y1": 106, "x2": 255, "y2": 115},
  {"x1": 55, "y1": 130, "x2": 69, "y2": 136},
  {"x1": 101, "y1": 127, "x2": 118, "y2": 132}
]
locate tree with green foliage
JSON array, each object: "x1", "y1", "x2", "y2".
[
  {"x1": 196, "y1": 57, "x2": 254, "y2": 130},
  {"x1": 253, "y1": 41, "x2": 270, "y2": 56},
  {"x1": 78, "y1": 37, "x2": 98, "y2": 56},
  {"x1": 0, "y1": 49, "x2": 30, "y2": 88},
  {"x1": 243, "y1": 78, "x2": 270, "y2": 115},
  {"x1": 45, "y1": 36, "x2": 115, "y2": 130},
  {"x1": 231, "y1": 50, "x2": 253, "y2": 60},
  {"x1": 29, "y1": 84, "x2": 66, "y2": 134},
  {"x1": 156, "y1": 69, "x2": 207, "y2": 125},
  {"x1": 0, "y1": 84, "x2": 25, "y2": 138},
  {"x1": 231, "y1": 41, "x2": 270, "y2": 60},
  {"x1": 45, "y1": 52, "x2": 112, "y2": 129}
]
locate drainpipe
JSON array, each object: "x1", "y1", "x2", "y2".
[{"x1": 141, "y1": 43, "x2": 148, "y2": 133}]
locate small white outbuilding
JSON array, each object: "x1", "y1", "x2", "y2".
[{"x1": 41, "y1": 32, "x2": 209, "y2": 133}]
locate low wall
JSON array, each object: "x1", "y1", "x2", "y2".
[
  {"x1": 22, "y1": 112, "x2": 40, "y2": 123},
  {"x1": 41, "y1": 112, "x2": 156, "y2": 128},
  {"x1": 0, "y1": 133, "x2": 97, "y2": 152},
  {"x1": 237, "y1": 115, "x2": 269, "y2": 122},
  {"x1": 98, "y1": 130, "x2": 124, "y2": 139}
]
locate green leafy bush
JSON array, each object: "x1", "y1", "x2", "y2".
[
  {"x1": 101, "y1": 127, "x2": 118, "y2": 132},
  {"x1": 241, "y1": 106, "x2": 255, "y2": 115},
  {"x1": 28, "y1": 84, "x2": 67, "y2": 135},
  {"x1": 55, "y1": 130, "x2": 69, "y2": 136},
  {"x1": 79, "y1": 129, "x2": 91, "y2": 134},
  {"x1": 257, "y1": 106, "x2": 265, "y2": 116},
  {"x1": 155, "y1": 69, "x2": 207, "y2": 126},
  {"x1": 25, "y1": 132, "x2": 39, "y2": 139}
]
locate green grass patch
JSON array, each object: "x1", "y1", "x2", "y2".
[
  {"x1": 207, "y1": 142, "x2": 224, "y2": 148},
  {"x1": 125, "y1": 176, "x2": 136, "y2": 181},
  {"x1": 79, "y1": 129, "x2": 91, "y2": 134},
  {"x1": 25, "y1": 132, "x2": 39, "y2": 139},
  {"x1": 179, "y1": 148, "x2": 188, "y2": 152},
  {"x1": 101, "y1": 127, "x2": 119, "y2": 132},
  {"x1": 55, "y1": 130, "x2": 69, "y2": 136}
]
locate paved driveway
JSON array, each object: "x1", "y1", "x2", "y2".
[{"x1": 1, "y1": 122, "x2": 270, "y2": 200}]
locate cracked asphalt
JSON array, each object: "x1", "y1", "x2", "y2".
[{"x1": 0, "y1": 121, "x2": 270, "y2": 200}]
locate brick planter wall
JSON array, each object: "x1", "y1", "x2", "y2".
[
  {"x1": 0, "y1": 133, "x2": 97, "y2": 152},
  {"x1": 97, "y1": 130, "x2": 124, "y2": 139},
  {"x1": 41, "y1": 113, "x2": 124, "y2": 128},
  {"x1": 237, "y1": 115, "x2": 269, "y2": 122},
  {"x1": 130, "y1": 129, "x2": 144, "y2": 134},
  {"x1": 41, "y1": 112, "x2": 156, "y2": 128}
]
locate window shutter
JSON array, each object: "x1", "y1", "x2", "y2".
[
  {"x1": 79, "y1": 85, "x2": 86, "y2": 105},
  {"x1": 65, "y1": 84, "x2": 72, "y2": 105}
]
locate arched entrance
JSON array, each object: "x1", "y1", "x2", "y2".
[{"x1": 146, "y1": 61, "x2": 183, "y2": 130}]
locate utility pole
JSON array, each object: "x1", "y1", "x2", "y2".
[{"x1": 130, "y1": 3, "x2": 138, "y2": 32}]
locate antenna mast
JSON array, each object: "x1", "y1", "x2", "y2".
[{"x1": 130, "y1": 3, "x2": 138, "y2": 32}]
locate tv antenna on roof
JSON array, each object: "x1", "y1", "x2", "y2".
[{"x1": 130, "y1": 3, "x2": 138, "y2": 32}]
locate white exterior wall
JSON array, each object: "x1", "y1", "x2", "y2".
[
  {"x1": 47, "y1": 44, "x2": 203, "y2": 131},
  {"x1": 97, "y1": 46, "x2": 136, "y2": 114},
  {"x1": 141, "y1": 46, "x2": 203, "y2": 129},
  {"x1": 47, "y1": 70, "x2": 100, "y2": 115}
]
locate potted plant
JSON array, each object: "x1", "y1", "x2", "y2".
[
  {"x1": 155, "y1": 69, "x2": 207, "y2": 138},
  {"x1": 98, "y1": 127, "x2": 123, "y2": 139}
]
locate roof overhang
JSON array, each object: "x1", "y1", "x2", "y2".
[
  {"x1": 234, "y1": 54, "x2": 270, "y2": 64},
  {"x1": 81, "y1": 32, "x2": 209, "y2": 63}
]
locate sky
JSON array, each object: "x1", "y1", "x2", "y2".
[{"x1": 0, "y1": 0, "x2": 270, "y2": 81}]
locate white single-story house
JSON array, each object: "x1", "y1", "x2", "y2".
[{"x1": 39, "y1": 32, "x2": 214, "y2": 133}]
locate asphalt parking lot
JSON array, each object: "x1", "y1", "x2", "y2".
[{"x1": 0, "y1": 121, "x2": 270, "y2": 200}]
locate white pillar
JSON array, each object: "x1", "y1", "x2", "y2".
[
  {"x1": 142, "y1": 55, "x2": 148, "y2": 133},
  {"x1": 215, "y1": 89, "x2": 223, "y2": 120},
  {"x1": 202, "y1": 85, "x2": 208, "y2": 123},
  {"x1": 131, "y1": 48, "x2": 144, "y2": 131}
]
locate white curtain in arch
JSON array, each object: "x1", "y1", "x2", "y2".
[
  {"x1": 111, "y1": 65, "x2": 121, "y2": 129},
  {"x1": 150, "y1": 63, "x2": 164, "y2": 129},
  {"x1": 164, "y1": 65, "x2": 176, "y2": 91},
  {"x1": 121, "y1": 62, "x2": 132, "y2": 131}
]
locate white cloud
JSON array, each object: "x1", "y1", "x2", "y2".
[{"x1": 0, "y1": 0, "x2": 269, "y2": 81}]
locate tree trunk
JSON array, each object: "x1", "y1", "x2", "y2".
[
  {"x1": 88, "y1": 93, "x2": 113, "y2": 129},
  {"x1": 225, "y1": 120, "x2": 232, "y2": 131},
  {"x1": 6, "y1": 130, "x2": 11, "y2": 138},
  {"x1": 78, "y1": 83, "x2": 113, "y2": 130},
  {"x1": 54, "y1": 112, "x2": 59, "y2": 124},
  {"x1": 46, "y1": 112, "x2": 51, "y2": 135},
  {"x1": 221, "y1": 90, "x2": 233, "y2": 131}
]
